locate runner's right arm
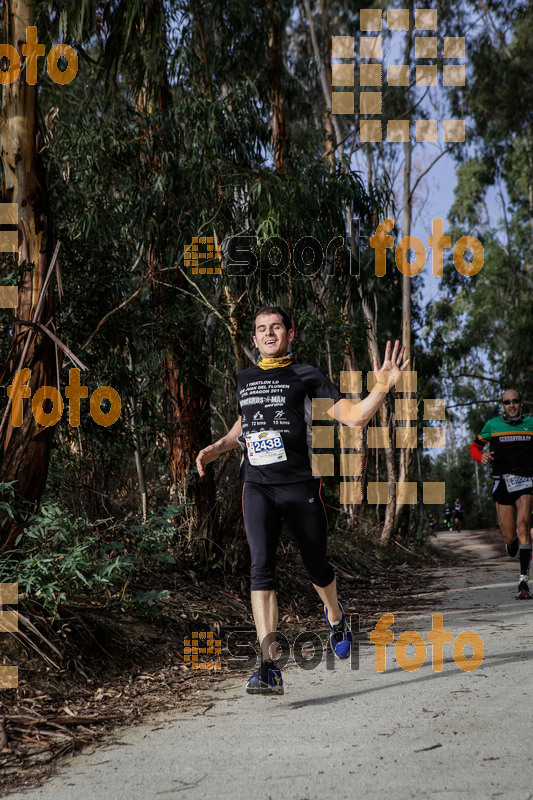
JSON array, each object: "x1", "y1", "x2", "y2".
[
  {"x1": 196, "y1": 417, "x2": 242, "y2": 477},
  {"x1": 328, "y1": 339, "x2": 409, "y2": 427}
]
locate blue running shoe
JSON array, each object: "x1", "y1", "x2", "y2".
[
  {"x1": 246, "y1": 660, "x2": 284, "y2": 695},
  {"x1": 325, "y1": 602, "x2": 352, "y2": 659}
]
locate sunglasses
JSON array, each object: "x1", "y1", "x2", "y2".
[{"x1": 502, "y1": 399, "x2": 520, "y2": 405}]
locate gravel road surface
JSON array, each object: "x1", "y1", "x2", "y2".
[{"x1": 6, "y1": 529, "x2": 532, "y2": 800}]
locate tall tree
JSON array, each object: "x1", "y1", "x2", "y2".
[{"x1": 0, "y1": 0, "x2": 56, "y2": 547}]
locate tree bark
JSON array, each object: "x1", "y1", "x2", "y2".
[
  {"x1": 0, "y1": 0, "x2": 56, "y2": 548},
  {"x1": 268, "y1": 0, "x2": 289, "y2": 171},
  {"x1": 161, "y1": 342, "x2": 216, "y2": 558}
]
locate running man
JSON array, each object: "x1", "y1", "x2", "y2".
[
  {"x1": 470, "y1": 389, "x2": 533, "y2": 599},
  {"x1": 443, "y1": 503, "x2": 453, "y2": 531},
  {"x1": 196, "y1": 306, "x2": 408, "y2": 694},
  {"x1": 453, "y1": 498, "x2": 464, "y2": 532}
]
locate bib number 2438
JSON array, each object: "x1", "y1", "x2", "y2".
[{"x1": 246, "y1": 431, "x2": 287, "y2": 466}]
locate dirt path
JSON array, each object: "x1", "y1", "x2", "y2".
[{"x1": 5, "y1": 529, "x2": 533, "y2": 800}]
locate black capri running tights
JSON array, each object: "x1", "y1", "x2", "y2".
[{"x1": 242, "y1": 479, "x2": 335, "y2": 591}]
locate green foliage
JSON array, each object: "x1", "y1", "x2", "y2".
[
  {"x1": 0, "y1": 485, "x2": 179, "y2": 617},
  {"x1": 430, "y1": 448, "x2": 496, "y2": 530},
  {"x1": 34, "y1": 0, "x2": 397, "y2": 528},
  {"x1": 0, "y1": 482, "x2": 28, "y2": 531},
  {"x1": 460, "y1": 2, "x2": 533, "y2": 146},
  {"x1": 1, "y1": 0, "x2": 410, "y2": 564},
  {"x1": 412, "y1": 4, "x2": 533, "y2": 555}
]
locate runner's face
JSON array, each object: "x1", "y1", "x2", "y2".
[
  {"x1": 502, "y1": 392, "x2": 522, "y2": 418},
  {"x1": 253, "y1": 313, "x2": 294, "y2": 359}
]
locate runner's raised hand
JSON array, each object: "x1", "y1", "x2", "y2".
[{"x1": 372, "y1": 340, "x2": 410, "y2": 390}]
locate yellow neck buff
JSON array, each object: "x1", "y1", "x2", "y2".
[{"x1": 257, "y1": 354, "x2": 293, "y2": 370}]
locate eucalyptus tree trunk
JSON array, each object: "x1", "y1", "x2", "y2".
[
  {"x1": 268, "y1": 0, "x2": 289, "y2": 171},
  {"x1": 0, "y1": 0, "x2": 56, "y2": 548},
  {"x1": 394, "y1": 5, "x2": 414, "y2": 533},
  {"x1": 318, "y1": 0, "x2": 335, "y2": 163}
]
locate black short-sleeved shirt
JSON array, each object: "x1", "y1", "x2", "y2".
[{"x1": 236, "y1": 364, "x2": 344, "y2": 484}]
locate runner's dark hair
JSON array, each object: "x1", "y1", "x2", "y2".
[{"x1": 253, "y1": 306, "x2": 293, "y2": 333}]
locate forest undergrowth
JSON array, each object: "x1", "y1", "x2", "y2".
[{"x1": 0, "y1": 487, "x2": 456, "y2": 795}]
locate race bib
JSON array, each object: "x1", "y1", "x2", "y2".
[
  {"x1": 503, "y1": 474, "x2": 533, "y2": 492},
  {"x1": 245, "y1": 431, "x2": 287, "y2": 466}
]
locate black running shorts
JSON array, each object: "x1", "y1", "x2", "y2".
[
  {"x1": 242, "y1": 479, "x2": 335, "y2": 591},
  {"x1": 492, "y1": 478, "x2": 533, "y2": 506}
]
